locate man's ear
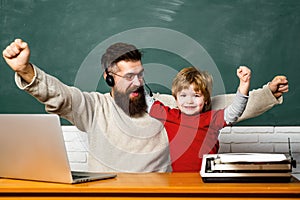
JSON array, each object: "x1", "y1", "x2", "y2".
[{"x1": 103, "y1": 71, "x2": 107, "y2": 79}]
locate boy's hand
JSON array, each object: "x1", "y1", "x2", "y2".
[
  {"x1": 237, "y1": 66, "x2": 251, "y2": 95},
  {"x1": 237, "y1": 66, "x2": 251, "y2": 82}
]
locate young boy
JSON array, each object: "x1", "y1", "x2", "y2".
[{"x1": 149, "y1": 66, "x2": 251, "y2": 172}]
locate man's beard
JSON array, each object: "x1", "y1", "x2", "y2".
[{"x1": 114, "y1": 86, "x2": 147, "y2": 117}]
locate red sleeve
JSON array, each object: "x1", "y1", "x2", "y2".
[
  {"x1": 209, "y1": 109, "x2": 227, "y2": 130},
  {"x1": 149, "y1": 101, "x2": 169, "y2": 123},
  {"x1": 149, "y1": 101, "x2": 181, "y2": 123}
]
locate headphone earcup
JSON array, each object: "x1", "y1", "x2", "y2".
[{"x1": 105, "y1": 74, "x2": 115, "y2": 87}]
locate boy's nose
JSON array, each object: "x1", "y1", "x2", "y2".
[{"x1": 187, "y1": 96, "x2": 194, "y2": 103}]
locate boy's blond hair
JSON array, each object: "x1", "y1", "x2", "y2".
[{"x1": 172, "y1": 66, "x2": 213, "y2": 112}]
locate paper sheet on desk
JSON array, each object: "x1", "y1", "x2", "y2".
[{"x1": 218, "y1": 153, "x2": 288, "y2": 163}]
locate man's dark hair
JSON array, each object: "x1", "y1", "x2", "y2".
[{"x1": 101, "y1": 43, "x2": 142, "y2": 70}]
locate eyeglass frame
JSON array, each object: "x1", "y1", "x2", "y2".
[{"x1": 108, "y1": 70, "x2": 145, "y2": 82}]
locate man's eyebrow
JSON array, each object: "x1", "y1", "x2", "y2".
[{"x1": 124, "y1": 68, "x2": 144, "y2": 75}]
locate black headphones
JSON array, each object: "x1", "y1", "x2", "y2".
[{"x1": 105, "y1": 68, "x2": 115, "y2": 87}]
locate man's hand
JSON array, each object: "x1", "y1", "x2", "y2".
[
  {"x1": 268, "y1": 75, "x2": 289, "y2": 99},
  {"x1": 2, "y1": 39, "x2": 34, "y2": 83}
]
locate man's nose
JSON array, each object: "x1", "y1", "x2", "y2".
[{"x1": 131, "y1": 75, "x2": 142, "y2": 86}]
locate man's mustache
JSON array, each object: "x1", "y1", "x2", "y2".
[{"x1": 127, "y1": 86, "x2": 144, "y2": 95}]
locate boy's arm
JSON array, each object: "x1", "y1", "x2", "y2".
[
  {"x1": 224, "y1": 92, "x2": 248, "y2": 124},
  {"x1": 224, "y1": 66, "x2": 251, "y2": 124}
]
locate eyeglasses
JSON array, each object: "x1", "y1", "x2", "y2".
[{"x1": 109, "y1": 71, "x2": 144, "y2": 82}]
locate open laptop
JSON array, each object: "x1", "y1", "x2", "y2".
[{"x1": 0, "y1": 114, "x2": 116, "y2": 184}]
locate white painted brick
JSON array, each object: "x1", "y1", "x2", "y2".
[
  {"x1": 274, "y1": 143, "x2": 291, "y2": 153},
  {"x1": 70, "y1": 163, "x2": 89, "y2": 171},
  {"x1": 66, "y1": 134, "x2": 86, "y2": 141},
  {"x1": 285, "y1": 135, "x2": 300, "y2": 143},
  {"x1": 219, "y1": 134, "x2": 258, "y2": 144},
  {"x1": 62, "y1": 131, "x2": 79, "y2": 142},
  {"x1": 62, "y1": 127, "x2": 88, "y2": 142},
  {"x1": 67, "y1": 152, "x2": 87, "y2": 163},
  {"x1": 289, "y1": 136, "x2": 300, "y2": 143},
  {"x1": 260, "y1": 134, "x2": 300, "y2": 143},
  {"x1": 62, "y1": 125, "x2": 83, "y2": 132},
  {"x1": 231, "y1": 126, "x2": 274, "y2": 133},
  {"x1": 218, "y1": 143, "x2": 231, "y2": 153},
  {"x1": 275, "y1": 143, "x2": 300, "y2": 153},
  {"x1": 219, "y1": 134, "x2": 231, "y2": 143},
  {"x1": 71, "y1": 132, "x2": 88, "y2": 143},
  {"x1": 65, "y1": 141, "x2": 88, "y2": 152},
  {"x1": 275, "y1": 127, "x2": 300, "y2": 133},
  {"x1": 259, "y1": 134, "x2": 291, "y2": 143},
  {"x1": 231, "y1": 143, "x2": 274, "y2": 153},
  {"x1": 291, "y1": 143, "x2": 300, "y2": 153},
  {"x1": 219, "y1": 127, "x2": 231, "y2": 134}
]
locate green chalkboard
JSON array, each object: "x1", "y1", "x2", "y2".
[{"x1": 1, "y1": 0, "x2": 299, "y2": 125}]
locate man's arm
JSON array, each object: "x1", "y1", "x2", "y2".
[
  {"x1": 212, "y1": 75, "x2": 288, "y2": 122},
  {"x1": 3, "y1": 39, "x2": 98, "y2": 132}
]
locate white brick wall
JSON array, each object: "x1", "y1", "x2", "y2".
[
  {"x1": 62, "y1": 126, "x2": 89, "y2": 171},
  {"x1": 62, "y1": 126, "x2": 300, "y2": 172}
]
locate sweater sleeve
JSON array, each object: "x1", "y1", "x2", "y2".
[
  {"x1": 211, "y1": 84, "x2": 283, "y2": 122},
  {"x1": 15, "y1": 64, "x2": 73, "y2": 117},
  {"x1": 14, "y1": 64, "x2": 98, "y2": 132},
  {"x1": 224, "y1": 91, "x2": 248, "y2": 125}
]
